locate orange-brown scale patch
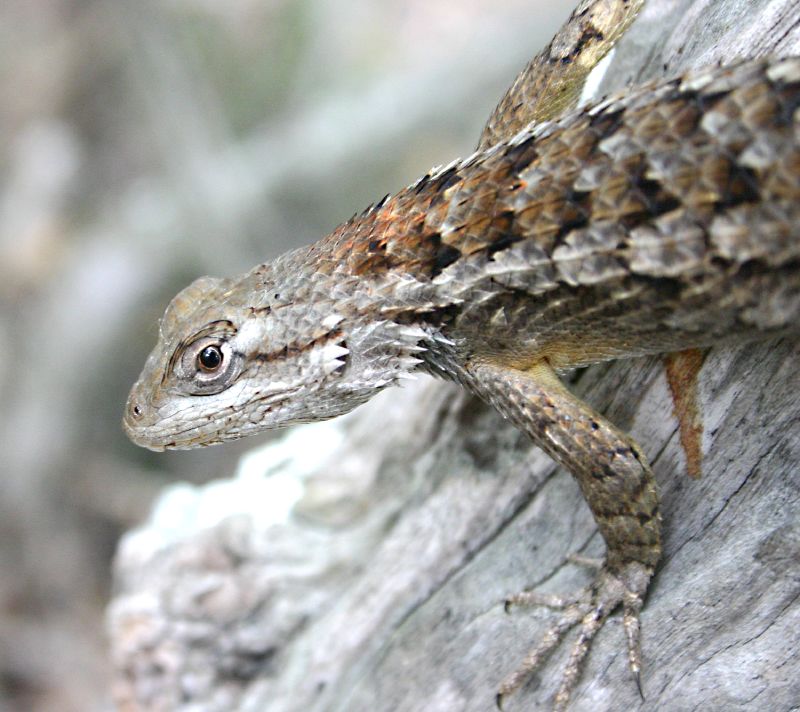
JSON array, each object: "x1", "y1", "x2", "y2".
[{"x1": 664, "y1": 347, "x2": 706, "y2": 479}]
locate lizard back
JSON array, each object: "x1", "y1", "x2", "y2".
[{"x1": 307, "y1": 57, "x2": 800, "y2": 370}]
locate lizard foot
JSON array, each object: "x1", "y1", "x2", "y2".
[{"x1": 497, "y1": 560, "x2": 652, "y2": 711}]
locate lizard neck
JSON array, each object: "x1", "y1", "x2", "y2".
[{"x1": 227, "y1": 248, "x2": 441, "y2": 410}]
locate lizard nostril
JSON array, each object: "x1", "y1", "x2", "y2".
[{"x1": 131, "y1": 403, "x2": 143, "y2": 419}]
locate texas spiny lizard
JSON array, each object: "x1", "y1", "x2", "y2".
[{"x1": 124, "y1": 0, "x2": 800, "y2": 708}]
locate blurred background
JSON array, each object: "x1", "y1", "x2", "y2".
[{"x1": 0, "y1": 1, "x2": 573, "y2": 709}]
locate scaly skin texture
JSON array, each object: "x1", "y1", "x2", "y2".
[
  {"x1": 124, "y1": 2, "x2": 800, "y2": 708},
  {"x1": 479, "y1": 0, "x2": 646, "y2": 149}
]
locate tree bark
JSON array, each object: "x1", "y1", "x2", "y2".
[{"x1": 108, "y1": 1, "x2": 800, "y2": 710}]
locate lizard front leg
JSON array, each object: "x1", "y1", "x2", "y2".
[{"x1": 466, "y1": 359, "x2": 661, "y2": 710}]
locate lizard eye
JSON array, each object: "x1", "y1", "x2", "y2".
[
  {"x1": 176, "y1": 335, "x2": 241, "y2": 394},
  {"x1": 198, "y1": 345, "x2": 223, "y2": 372}
]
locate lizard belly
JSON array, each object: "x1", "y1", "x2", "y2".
[{"x1": 440, "y1": 261, "x2": 800, "y2": 371}]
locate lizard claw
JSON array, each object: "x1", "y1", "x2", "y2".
[
  {"x1": 634, "y1": 669, "x2": 645, "y2": 702},
  {"x1": 499, "y1": 560, "x2": 651, "y2": 710}
]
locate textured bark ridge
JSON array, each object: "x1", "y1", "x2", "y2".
[{"x1": 109, "y1": 1, "x2": 800, "y2": 710}]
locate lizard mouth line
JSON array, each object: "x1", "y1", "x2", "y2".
[{"x1": 125, "y1": 386, "x2": 304, "y2": 450}]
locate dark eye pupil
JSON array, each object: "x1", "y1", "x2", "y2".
[{"x1": 198, "y1": 345, "x2": 222, "y2": 371}]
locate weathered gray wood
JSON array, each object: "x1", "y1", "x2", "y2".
[{"x1": 108, "y1": 2, "x2": 800, "y2": 710}]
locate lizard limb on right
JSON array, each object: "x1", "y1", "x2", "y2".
[
  {"x1": 663, "y1": 347, "x2": 707, "y2": 479},
  {"x1": 466, "y1": 359, "x2": 659, "y2": 710}
]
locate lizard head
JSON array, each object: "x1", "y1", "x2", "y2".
[{"x1": 124, "y1": 263, "x2": 426, "y2": 450}]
